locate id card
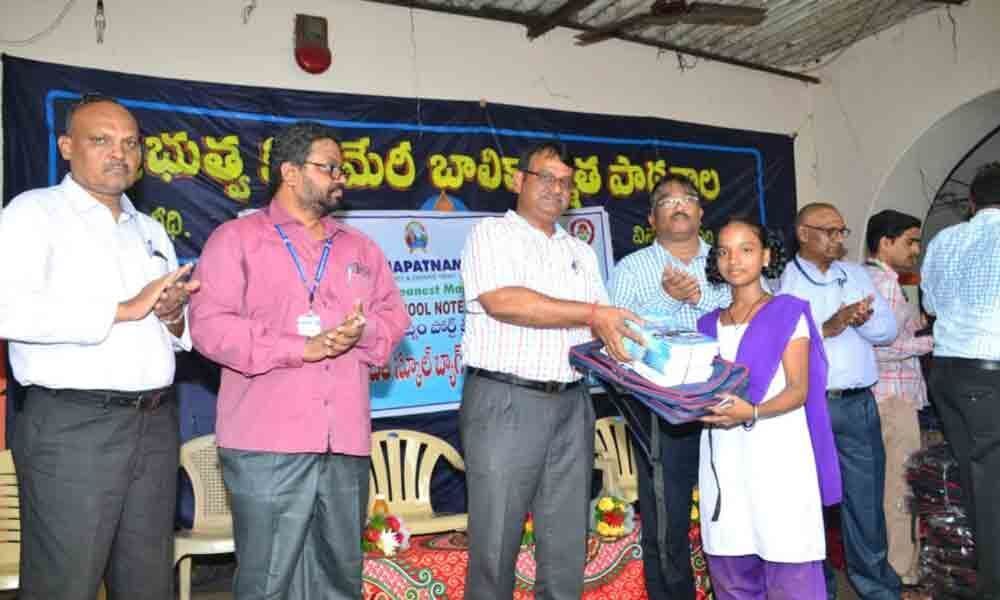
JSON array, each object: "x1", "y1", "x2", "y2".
[{"x1": 297, "y1": 311, "x2": 322, "y2": 337}]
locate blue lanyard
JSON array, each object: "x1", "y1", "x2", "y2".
[{"x1": 274, "y1": 225, "x2": 332, "y2": 307}]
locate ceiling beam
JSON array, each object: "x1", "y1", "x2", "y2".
[
  {"x1": 526, "y1": 0, "x2": 599, "y2": 40},
  {"x1": 359, "y1": 0, "x2": 821, "y2": 84}
]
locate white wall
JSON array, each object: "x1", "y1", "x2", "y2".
[
  {"x1": 807, "y1": 0, "x2": 1000, "y2": 257},
  {"x1": 0, "y1": 0, "x2": 814, "y2": 209}
]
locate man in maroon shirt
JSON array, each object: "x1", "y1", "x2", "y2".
[{"x1": 190, "y1": 122, "x2": 409, "y2": 600}]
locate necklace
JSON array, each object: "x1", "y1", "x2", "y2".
[{"x1": 725, "y1": 293, "x2": 771, "y2": 328}]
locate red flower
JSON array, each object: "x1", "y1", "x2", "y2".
[
  {"x1": 603, "y1": 512, "x2": 625, "y2": 527},
  {"x1": 394, "y1": 532, "x2": 404, "y2": 544},
  {"x1": 364, "y1": 528, "x2": 380, "y2": 543},
  {"x1": 386, "y1": 516, "x2": 401, "y2": 531}
]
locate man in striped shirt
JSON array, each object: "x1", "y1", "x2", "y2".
[
  {"x1": 459, "y1": 142, "x2": 640, "y2": 600},
  {"x1": 608, "y1": 175, "x2": 730, "y2": 600},
  {"x1": 864, "y1": 209, "x2": 932, "y2": 586}
]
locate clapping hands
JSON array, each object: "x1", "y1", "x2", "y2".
[
  {"x1": 662, "y1": 266, "x2": 702, "y2": 305},
  {"x1": 303, "y1": 300, "x2": 367, "y2": 362}
]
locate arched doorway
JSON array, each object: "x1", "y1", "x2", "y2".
[{"x1": 871, "y1": 89, "x2": 1000, "y2": 252}]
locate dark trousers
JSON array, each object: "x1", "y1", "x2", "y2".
[
  {"x1": 459, "y1": 374, "x2": 595, "y2": 600},
  {"x1": 823, "y1": 388, "x2": 901, "y2": 600},
  {"x1": 12, "y1": 386, "x2": 179, "y2": 600},
  {"x1": 218, "y1": 448, "x2": 370, "y2": 600},
  {"x1": 633, "y1": 417, "x2": 700, "y2": 600},
  {"x1": 929, "y1": 360, "x2": 1000, "y2": 599}
]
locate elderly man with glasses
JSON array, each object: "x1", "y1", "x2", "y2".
[
  {"x1": 778, "y1": 202, "x2": 900, "y2": 600},
  {"x1": 608, "y1": 175, "x2": 731, "y2": 600}
]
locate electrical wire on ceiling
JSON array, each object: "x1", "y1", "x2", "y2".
[
  {"x1": 409, "y1": 8, "x2": 424, "y2": 133},
  {"x1": 0, "y1": 0, "x2": 77, "y2": 46},
  {"x1": 793, "y1": 0, "x2": 889, "y2": 74}
]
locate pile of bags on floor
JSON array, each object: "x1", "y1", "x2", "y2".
[{"x1": 906, "y1": 444, "x2": 976, "y2": 598}]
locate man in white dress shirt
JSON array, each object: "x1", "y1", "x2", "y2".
[
  {"x1": 0, "y1": 95, "x2": 198, "y2": 600},
  {"x1": 459, "y1": 141, "x2": 639, "y2": 600}
]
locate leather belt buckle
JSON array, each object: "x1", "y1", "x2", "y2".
[{"x1": 128, "y1": 389, "x2": 167, "y2": 410}]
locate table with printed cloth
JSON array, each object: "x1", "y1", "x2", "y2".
[{"x1": 361, "y1": 517, "x2": 715, "y2": 599}]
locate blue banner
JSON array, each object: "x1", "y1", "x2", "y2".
[{"x1": 3, "y1": 55, "x2": 798, "y2": 263}]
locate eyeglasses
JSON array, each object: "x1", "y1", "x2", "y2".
[
  {"x1": 521, "y1": 168, "x2": 574, "y2": 191},
  {"x1": 303, "y1": 160, "x2": 344, "y2": 178},
  {"x1": 653, "y1": 195, "x2": 699, "y2": 209},
  {"x1": 802, "y1": 224, "x2": 851, "y2": 239}
]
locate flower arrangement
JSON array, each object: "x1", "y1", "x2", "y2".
[
  {"x1": 591, "y1": 494, "x2": 635, "y2": 540},
  {"x1": 362, "y1": 513, "x2": 411, "y2": 557}
]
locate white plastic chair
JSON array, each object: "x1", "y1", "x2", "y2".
[
  {"x1": 174, "y1": 435, "x2": 234, "y2": 600},
  {"x1": 594, "y1": 416, "x2": 639, "y2": 504},
  {"x1": 0, "y1": 450, "x2": 19, "y2": 591},
  {"x1": 369, "y1": 430, "x2": 468, "y2": 535}
]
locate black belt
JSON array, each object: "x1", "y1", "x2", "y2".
[
  {"x1": 935, "y1": 357, "x2": 1000, "y2": 372},
  {"x1": 826, "y1": 386, "x2": 870, "y2": 400},
  {"x1": 34, "y1": 386, "x2": 172, "y2": 410},
  {"x1": 467, "y1": 368, "x2": 582, "y2": 394}
]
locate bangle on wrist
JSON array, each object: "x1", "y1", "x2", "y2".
[{"x1": 742, "y1": 403, "x2": 758, "y2": 431}]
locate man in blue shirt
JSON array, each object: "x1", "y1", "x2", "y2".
[
  {"x1": 778, "y1": 202, "x2": 899, "y2": 600},
  {"x1": 921, "y1": 162, "x2": 1000, "y2": 600},
  {"x1": 609, "y1": 175, "x2": 730, "y2": 600}
]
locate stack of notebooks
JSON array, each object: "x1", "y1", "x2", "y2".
[{"x1": 620, "y1": 320, "x2": 719, "y2": 387}]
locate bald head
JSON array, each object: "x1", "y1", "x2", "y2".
[{"x1": 796, "y1": 202, "x2": 841, "y2": 227}]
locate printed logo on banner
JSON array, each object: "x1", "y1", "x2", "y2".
[
  {"x1": 568, "y1": 218, "x2": 596, "y2": 244},
  {"x1": 419, "y1": 191, "x2": 469, "y2": 212},
  {"x1": 404, "y1": 221, "x2": 429, "y2": 252}
]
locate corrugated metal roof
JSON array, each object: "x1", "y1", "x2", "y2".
[{"x1": 362, "y1": 0, "x2": 962, "y2": 82}]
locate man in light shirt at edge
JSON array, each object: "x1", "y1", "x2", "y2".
[{"x1": 921, "y1": 162, "x2": 1000, "y2": 600}]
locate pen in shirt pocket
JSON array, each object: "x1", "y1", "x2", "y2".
[{"x1": 146, "y1": 239, "x2": 168, "y2": 261}]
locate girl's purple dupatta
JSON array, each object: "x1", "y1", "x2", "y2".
[{"x1": 698, "y1": 294, "x2": 842, "y2": 506}]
